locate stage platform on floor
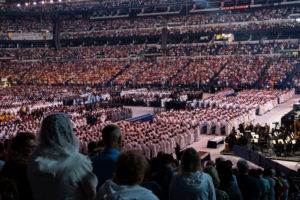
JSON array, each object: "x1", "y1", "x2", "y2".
[{"x1": 198, "y1": 151, "x2": 211, "y2": 161}]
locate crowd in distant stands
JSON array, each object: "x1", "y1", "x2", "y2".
[
  {"x1": 1, "y1": 0, "x2": 185, "y2": 12},
  {"x1": 2, "y1": 41, "x2": 299, "y2": 60},
  {"x1": 263, "y1": 57, "x2": 298, "y2": 87},
  {"x1": 0, "y1": 6, "x2": 300, "y2": 37},
  {"x1": 0, "y1": 46, "x2": 297, "y2": 88}
]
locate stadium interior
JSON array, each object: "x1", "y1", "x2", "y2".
[{"x1": 1, "y1": 0, "x2": 300, "y2": 199}]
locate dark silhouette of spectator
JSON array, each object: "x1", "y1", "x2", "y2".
[
  {"x1": 91, "y1": 124, "x2": 122, "y2": 189},
  {"x1": 0, "y1": 132, "x2": 35, "y2": 200},
  {"x1": 151, "y1": 153, "x2": 175, "y2": 200},
  {"x1": 236, "y1": 159, "x2": 261, "y2": 200},
  {"x1": 217, "y1": 160, "x2": 243, "y2": 200}
]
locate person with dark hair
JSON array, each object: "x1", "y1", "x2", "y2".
[
  {"x1": 236, "y1": 159, "x2": 261, "y2": 200},
  {"x1": 151, "y1": 153, "x2": 175, "y2": 200},
  {"x1": 0, "y1": 142, "x2": 4, "y2": 171},
  {"x1": 263, "y1": 168, "x2": 275, "y2": 200},
  {"x1": 0, "y1": 132, "x2": 35, "y2": 200},
  {"x1": 88, "y1": 141, "x2": 97, "y2": 155},
  {"x1": 92, "y1": 124, "x2": 122, "y2": 188},
  {"x1": 204, "y1": 165, "x2": 230, "y2": 200},
  {"x1": 217, "y1": 160, "x2": 242, "y2": 200},
  {"x1": 27, "y1": 113, "x2": 97, "y2": 200},
  {"x1": 141, "y1": 159, "x2": 164, "y2": 200},
  {"x1": 169, "y1": 148, "x2": 216, "y2": 200},
  {"x1": 257, "y1": 169, "x2": 270, "y2": 200},
  {"x1": 96, "y1": 150, "x2": 158, "y2": 200},
  {"x1": 3, "y1": 139, "x2": 10, "y2": 161}
]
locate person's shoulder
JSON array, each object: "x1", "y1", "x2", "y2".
[{"x1": 133, "y1": 186, "x2": 159, "y2": 200}]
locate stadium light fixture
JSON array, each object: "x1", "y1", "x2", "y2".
[
  {"x1": 25, "y1": 2, "x2": 29, "y2": 6},
  {"x1": 41, "y1": 1, "x2": 45, "y2": 4},
  {"x1": 17, "y1": 3, "x2": 21, "y2": 7},
  {"x1": 50, "y1": 0, "x2": 54, "y2": 3},
  {"x1": 33, "y1": 2, "x2": 37, "y2": 5}
]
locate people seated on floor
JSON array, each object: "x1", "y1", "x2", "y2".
[
  {"x1": 96, "y1": 150, "x2": 159, "y2": 200},
  {"x1": 169, "y1": 148, "x2": 216, "y2": 200},
  {"x1": 27, "y1": 113, "x2": 97, "y2": 200},
  {"x1": 91, "y1": 124, "x2": 122, "y2": 189},
  {"x1": 0, "y1": 132, "x2": 35, "y2": 200}
]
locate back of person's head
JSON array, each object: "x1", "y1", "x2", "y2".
[
  {"x1": 217, "y1": 160, "x2": 233, "y2": 183},
  {"x1": 8, "y1": 132, "x2": 35, "y2": 162},
  {"x1": 88, "y1": 141, "x2": 97, "y2": 154},
  {"x1": 181, "y1": 148, "x2": 201, "y2": 174},
  {"x1": 0, "y1": 142, "x2": 4, "y2": 158},
  {"x1": 160, "y1": 154, "x2": 175, "y2": 168},
  {"x1": 215, "y1": 157, "x2": 226, "y2": 169},
  {"x1": 205, "y1": 160, "x2": 215, "y2": 168},
  {"x1": 204, "y1": 165, "x2": 220, "y2": 188},
  {"x1": 102, "y1": 124, "x2": 121, "y2": 149},
  {"x1": 263, "y1": 168, "x2": 273, "y2": 178},
  {"x1": 256, "y1": 169, "x2": 263, "y2": 177},
  {"x1": 237, "y1": 159, "x2": 249, "y2": 174},
  {"x1": 113, "y1": 150, "x2": 148, "y2": 186},
  {"x1": 37, "y1": 113, "x2": 79, "y2": 157},
  {"x1": 249, "y1": 169, "x2": 259, "y2": 179},
  {"x1": 4, "y1": 139, "x2": 10, "y2": 151}
]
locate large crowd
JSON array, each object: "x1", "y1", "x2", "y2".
[
  {"x1": 0, "y1": 108, "x2": 299, "y2": 199},
  {"x1": 0, "y1": 87, "x2": 293, "y2": 157},
  {"x1": 0, "y1": 6, "x2": 299, "y2": 39},
  {"x1": 0, "y1": 52, "x2": 296, "y2": 88},
  {"x1": 1, "y1": 2, "x2": 300, "y2": 200}
]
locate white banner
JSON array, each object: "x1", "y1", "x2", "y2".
[{"x1": 10, "y1": 32, "x2": 53, "y2": 40}]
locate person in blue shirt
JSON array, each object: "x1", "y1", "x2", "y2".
[{"x1": 91, "y1": 124, "x2": 122, "y2": 189}]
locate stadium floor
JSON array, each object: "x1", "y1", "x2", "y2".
[{"x1": 129, "y1": 94, "x2": 300, "y2": 171}]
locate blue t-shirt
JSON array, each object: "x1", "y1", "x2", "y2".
[{"x1": 91, "y1": 148, "x2": 120, "y2": 189}]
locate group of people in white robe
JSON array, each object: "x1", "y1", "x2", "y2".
[{"x1": 0, "y1": 87, "x2": 294, "y2": 160}]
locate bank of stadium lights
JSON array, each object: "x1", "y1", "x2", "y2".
[{"x1": 15, "y1": 0, "x2": 70, "y2": 7}]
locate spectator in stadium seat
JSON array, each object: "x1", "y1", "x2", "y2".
[
  {"x1": 91, "y1": 124, "x2": 122, "y2": 189},
  {"x1": 0, "y1": 142, "x2": 5, "y2": 171},
  {"x1": 0, "y1": 132, "x2": 35, "y2": 200},
  {"x1": 236, "y1": 159, "x2": 261, "y2": 200},
  {"x1": 96, "y1": 150, "x2": 159, "y2": 200},
  {"x1": 27, "y1": 113, "x2": 97, "y2": 200},
  {"x1": 169, "y1": 148, "x2": 216, "y2": 200}
]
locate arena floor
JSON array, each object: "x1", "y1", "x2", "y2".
[{"x1": 129, "y1": 94, "x2": 300, "y2": 171}]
